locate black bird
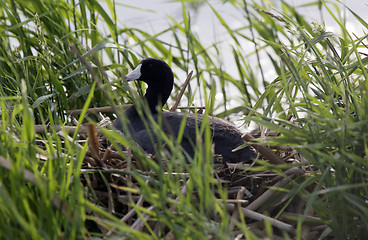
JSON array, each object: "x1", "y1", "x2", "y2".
[{"x1": 113, "y1": 58, "x2": 256, "y2": 162}]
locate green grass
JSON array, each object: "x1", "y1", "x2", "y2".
[{"x1": 1, "y1": 0, "x2": 368, "y2": 239}]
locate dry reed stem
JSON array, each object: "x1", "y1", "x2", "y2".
[
  {"x1": 246, "y1": 170, "x2": 301, "y2": 212},
  {"x1": 242, "y1": 133, "x2": 286, "y2": 165},
  {"x1": 107, "y1": 184, "x2": 115, "y2": 215},
  {"x1": 35, "y1": 124, "x2": 105, "y2": 135},
  {"x1": 230, "y1": 187, "x2": 246, "y2": 230},
  {"x1": 106, "y1": 182, "x2": 147, "y2": 236},
  {"x1": 219, "y1": 199, "x2": 248, "y2": 204},
  {"x1": 130, "y1": 205, "x2": 155, "y2": 231},
  {"x1": 280, "y1": 212, "x2": 323, "y2": 227},
  {"x1": 301, "y1": 214, "x2": 312, "y2": 240},
  {"x1": 227, "y1": 203, "x2": 295, "y2": 234},
  {"x1": 170, "y1": 70, "x2": 194, "y2": 112}
]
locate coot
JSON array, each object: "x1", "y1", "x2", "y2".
[{"x1": 113, "y1": 58, "x2": 256, "y2": 162}]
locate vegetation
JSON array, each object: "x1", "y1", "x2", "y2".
[{"x1": 0, "y1": 0, "x2": 367, "y2": 239}]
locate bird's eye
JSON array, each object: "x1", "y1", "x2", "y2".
[{"x1": 148, "y1": 63, "x2": 153, "y2": 69}]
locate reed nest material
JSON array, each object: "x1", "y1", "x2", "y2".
[{"x1": 30, "y1": 108, "x2": 328, "y2": 239}]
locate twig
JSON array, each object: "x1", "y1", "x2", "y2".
[
  {"x1": 176, "y1": 106, "x2": 205, "y2": 110},
  {"x1": 170, "y1": 70, "x2": 193, "y2": 112}
]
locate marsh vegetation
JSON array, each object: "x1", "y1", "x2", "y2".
[{"x1": 0, "y1": 0, "x2": 368, "y2": 239}]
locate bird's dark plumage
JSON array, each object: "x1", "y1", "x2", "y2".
[{"x1": 113, "y1": 58, "x2": 256, "y2": 162}]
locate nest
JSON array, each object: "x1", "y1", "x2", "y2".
[
  {"x1": 33, "y1": 106, "x2": 327, "y2": 239},
  {"x1": 28, "y1": 69, "x2": 328, "y2": 238}
]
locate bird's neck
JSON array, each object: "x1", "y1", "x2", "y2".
[{"x1": 144, "y1": 85, "x2": 172, "y2": 114}]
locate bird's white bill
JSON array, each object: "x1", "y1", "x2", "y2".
[{"x1": 124, "y1": 64, "x2": 142, "y2": 82}]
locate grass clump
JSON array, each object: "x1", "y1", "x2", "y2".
[{"x1": 1, "y1": 0, "x2": 368, "y2": 239}]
